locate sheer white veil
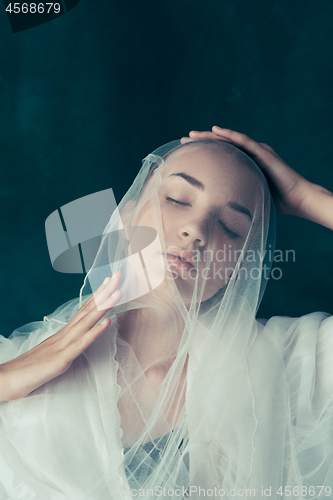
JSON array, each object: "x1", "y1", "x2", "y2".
[
  {"x1": 77, "y1": 138, "x2": 278, "y2": 494},
  {"x1": 2, "y1": 138, "x2": 333, "y2": 500}
]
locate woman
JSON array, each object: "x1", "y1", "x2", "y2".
[{"x1": 0, "y1": 127, "x2": 332, "y2": 499}]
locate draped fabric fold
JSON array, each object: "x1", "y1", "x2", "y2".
[{"x1": 0, "y1": 138, "x2": 332, "y2": 499}]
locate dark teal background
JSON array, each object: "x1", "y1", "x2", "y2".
[{"x1": 1, "y1": 0, "x2": 332, "y2": 337}]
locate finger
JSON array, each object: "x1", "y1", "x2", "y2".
[
  {"x1": 96, "y1": 289, "x2": 123, "y2": 312},
  {"x1": 59, "y1": 272, "x2": 123, "y2": 337},
  {"x1": 77, "y1": 271, "x2": 122, "y2": 314},
  {"x1": 211, "y1": 126, "x2": 256, "y2": 149},
  {"x1": 74, "y1": 289, "x2": 122, "y2": 335},
  {"x1": 211, "y1": 126, "x2": 266, "y2": 158},
  {"x1": 67, "y1": 276, "x2": 115, "y2": 326},
  {"x1": 259, "y1": 142, "x2": 275, "y2": 153},
  {"x1": 189, "y1": 131, "x2": 217, "y2": 140},
  {"x1": 212, "y1": 126, "x2": 236, "y2": 138},
  {"x1": 80, "y1": 275, "x2": 116, "y2": 309},
  {"x1": 63, "y1": 316, "x2": 113, "y2": 361},
  {"x1": 190, "y1": 127, "x2": 275, "y2": 171},
  {"x1": 188, "y1": 130, "x2": 235, "y2": 144},
  {"x1": 91, "y1": 272, "x2": 123, "y2": 310},
  {"x1": 63, "y1": 288, "x2": 122, "y2": 346},
  {"x1": 180, "y1": 137, "x2": 194, "y2": 144}
]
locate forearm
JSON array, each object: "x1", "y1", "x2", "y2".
[
  {"x1": 298, "y1": 184, "x2": 333, "y2": 231},
  {"x1": 0, "y1": 363, "x2": 13, "y2": 401}
]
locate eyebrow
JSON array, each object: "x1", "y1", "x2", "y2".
[
  {"x1": 168, "y1": 172, "x2": 253, "y2": 221},
  {"x1": 169, "y1": 172, "x2": 205, "y2": 190},
  {"x1": 227, "y1": 202, "x2": 253, "y2": 221}
]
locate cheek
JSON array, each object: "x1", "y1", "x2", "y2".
[
  {"x1": 134, "y1": 202, "x2": 171, "y2": 256},
  {"x1": 210, "y1": 236, "x2": 244, "y2": 264},
  {"x1": 133, "y1": 201, "x2": 158, "y2": 230},
  {"x1": 199, "y1": 240, "x2": 244, "y2": 288}
]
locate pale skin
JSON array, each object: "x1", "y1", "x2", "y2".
[
  {"x1": 119, "y1": 143, "x2": 258, "y2": 348},
  {"x1": 1, "y1": 125, "x2": 332, "y2": 429},
  {"x1": 182, "y1": 126, "x2": 333, "y2": 230},
  {"x1": 0, "y1": 273, "x2": 123, "y2": 401},
  {"x1": 117, "y1": 144, "x2": 260, "y2": 435}
]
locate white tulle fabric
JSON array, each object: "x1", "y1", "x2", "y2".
[{"x1": 0, "y1": 139, "x2": 332, "y2": 500}]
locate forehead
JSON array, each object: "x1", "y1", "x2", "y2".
[{"x1": 161, "y1": 144, "x2": 262, "y2": 192}]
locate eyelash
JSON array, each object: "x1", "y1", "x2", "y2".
[
  {"x1": 218, "y1": 221, "x2": 241, "y2": 240},
  {"x1": 166, "y1": 197, "x2": 190, "y2": 207},
  {"x1": 165, "y1": 197, "x2": 241, "y2": 240}
]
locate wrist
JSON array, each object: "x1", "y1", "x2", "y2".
[{"x1": 297, "y1": 183, "x2": 333, "y2": 229}]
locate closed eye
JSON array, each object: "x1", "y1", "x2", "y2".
[
  {"x1": 218, "y1": 221, "x2": 241, "y2": 240},
  {"x1": 165, "y1": 197, "x2": 191, "y2": 207}
]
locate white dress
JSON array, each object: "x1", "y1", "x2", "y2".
[{"x1": 0, "y1": 301, "x2": 333, "y2": 499}]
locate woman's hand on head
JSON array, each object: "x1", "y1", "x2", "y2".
[
  {"x1": 0, "y1": 272, "x2": 123, "y2": 401},
  {"x1": 181, "y1": 127, "x2": 333, "y2": 230},
  {"x1": 181, "y1": 126, "x2": 314, "y2": 217}
]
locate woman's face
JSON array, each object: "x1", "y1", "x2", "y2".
[{"x1": 131, "y1": 144, "x2": 261, "y2": 304}]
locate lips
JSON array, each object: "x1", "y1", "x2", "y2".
[
  {"x1": 164, "y1": 248, "x2": 196, "y2": 268},
  {"x1": 163, "y1": 254, "x2": 193, "y2": 272},
  {"x1": 167, "y1": 254, "x2": 194, "y2": 268}
]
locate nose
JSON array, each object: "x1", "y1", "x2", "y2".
[{"x1": 178, "y1": 220, "x2": 207, "y2": 247}]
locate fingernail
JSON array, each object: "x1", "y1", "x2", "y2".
[
  {"x1": 111, "y1": 272, "x2": 117, "y2": 280},
  {"x1": 101, "y1": 318, "x2": 108, "y2": 326},
  {"x1": 103, "y1": 277, "x2": 110, "y2": 285},
  {"x1": 111, "y1": 290, "x2": 118, "y2": 298}
]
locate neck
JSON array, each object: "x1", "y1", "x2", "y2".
[{"x1": 117, "y1": 288, "x2": 186, "y2": 371}]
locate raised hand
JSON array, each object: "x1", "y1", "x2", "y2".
[
  {"x1": 0, "y1": 272, "x2": 123, "y2": 401},
  {"x1": 181, "y1": 126, "x2": 333, "y2": 230}
]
